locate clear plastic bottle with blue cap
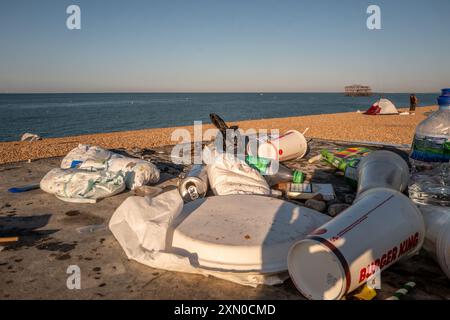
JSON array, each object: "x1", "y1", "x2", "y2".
[{"x1": 409, "y1": 89, "x2": 450, "y2": 206}]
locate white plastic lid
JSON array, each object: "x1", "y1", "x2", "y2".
[
  {"x1": 170, "y1": 195, "x2": 331, "y2": 273},
  {"x1": 288, "y1": 239, "x2": 346, "y2": 300}
]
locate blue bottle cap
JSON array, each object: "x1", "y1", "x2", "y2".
[{"x1": 438, "y1": 88, "x2": 450, "y2": 106}]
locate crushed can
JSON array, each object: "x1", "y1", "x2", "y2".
[{"x1": 178, "y1": 164, "x2": 209, "y2": 202}]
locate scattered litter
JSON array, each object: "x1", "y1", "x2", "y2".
[
  {"x1": 109, "y1": 192, "x2": 330, "y2": 286},
  {"x1": 409, "y1": 163, "x2": 450, "y2": 206},
  {"x1": 418, "y1": 205, "x2": 450, "y2": 279},
  {"x1": 0, "y1": 236, "x2": 19, "y2": 243},
  {"x1": 308, "y1": 154, "x2": 322, "y2": 164},
  {"x1": 205, "y1": 146, "x2": 270, "y2": 196},
  {"x1": 76, "y1": 224, "x2": 108, "y2": 234},
  {"x1": 246, "y1": 155, "x2": 305, "y2": 186},
  {"x1": 8, "y1": 183, "x2": 40, "y2": 193},
  {"x1": 352, "y1": 285, "x2": 377, "y2": 300},
  {"x1": 276, "y1": 183, "x2": 335, "y2": 201},
  {"x1": 40, "y1": 168, "x2": 126, "y2": 203},
  {"x1": 386, "y1": 282, "x2": 416, "y2": 300},
  {"x1": 288, "y1": 152, "x2": 425, "y2": 300},
  {"x1": 21, "y1": 133, "x2": 41, "y2": 142},
  {"x1": 253, "y1": 130, "x2": 308, "y2": 161},
  {"x1": 357, "y1": 150, "x2": 409, "y2": 196},
  {"x1": 178, "y1": 164, "x2": 209, "y2": 202},
  {"x1": 210, "y1": 113, "x2": 240, "y2": 152},
  {"x1": 61, "y1": 144, "x2": 160, "y2": 190},
  {"x1": 321, "y1": 147, "x2": 371, "y2": 172},
  {"x1": 171, "y1": 195, "x2": 331, "y2": 273}
]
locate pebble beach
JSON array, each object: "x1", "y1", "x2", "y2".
[{"x1": 0, "y1": 105, "x2": 437, "y2": 164}]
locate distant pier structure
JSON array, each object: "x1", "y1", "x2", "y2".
[{"x1": 344, "y1": 85, "x2": 372, "y2": 97}]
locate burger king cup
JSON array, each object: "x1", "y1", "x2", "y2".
[
  {"x1": 288, "y1": 188, "x2": 425, "y2": 300},
  {"x1": 256, "y1": 130, "x2": 308, "y2": 162},
  {"x1": 357, "y1": 150, "x2": 410, "y2": 196},
  {"x1": 418, "y1": 205, "x2": 450, "y2": 279},
  {"x1": 287, "y1": 151, "x2": 425, "y2": 300}
]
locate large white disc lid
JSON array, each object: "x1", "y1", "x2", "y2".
[{"x1": 170, "y1": 195, "x2": 331, "y2": 273}]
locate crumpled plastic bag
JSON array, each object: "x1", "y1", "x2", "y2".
[
  {"x1": 109, "y1": 189, "x2": 288, "y2": 287},
  {"x1": 205, "y1": 148, "x2": 270, "y2": 196},
  {"x1": 21, "y1": 132, "x2": 41, "y2": 142},
  {"x1": 40, "y1": 168, "x2": 126, "y2": 203},
  {"x1": 110, "y1": 189, "x2": 184, "y2": 254},
  {"x1": 61, "y1": 144, "x2": 160, "y2": 190}
]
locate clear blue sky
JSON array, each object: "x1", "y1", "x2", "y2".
[{"x1": 0, "y1": 0, "x2": 449, "y2": 93}]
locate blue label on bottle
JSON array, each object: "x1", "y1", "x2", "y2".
[{"x1": 410, "y1": 134, "x2": 450, "y2": 163}]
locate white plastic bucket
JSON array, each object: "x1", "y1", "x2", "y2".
[
  {"x1": 287, "y1": 188, "x2": 425, "y2": 300},
  {"x1": 257, "y1": 130, "x2": 308, "y2": 162},
  {"x1": 419, "y1": 205, "x2": 450, "y2": 279}
]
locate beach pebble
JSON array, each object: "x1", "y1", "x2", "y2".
[
  {"x1": 344, "y1": 194, "x2": 356, "y2": 204},
  {"x1": 311, "y1": 193, "x2": 324, "y2": 202},
  {"x1": 328, "y1": 203, "x2": 350, "y2": 217},
  {"x1": 326, "y1": 199, "x2": 340, "y2": 206},
  {"x1": 305, "y1": 199, "x2": 326, "y2": 212}
]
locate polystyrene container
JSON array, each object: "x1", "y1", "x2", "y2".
[
  {"x1": 288, "y1": 188, "x2": 425, "y2": 300},
  {"x1": 170, "y1": 195, "x2": 331, "y2": 273}
]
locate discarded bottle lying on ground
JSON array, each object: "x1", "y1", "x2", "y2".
[{"x1": 245, "y1": 155, "x2": 305, "y2": 186}]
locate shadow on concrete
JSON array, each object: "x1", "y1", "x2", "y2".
[{"x1": 0, "y1": 214, "x2": 59, "y2": 250}]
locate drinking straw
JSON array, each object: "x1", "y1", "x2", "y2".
[{"x1": 386, "y1": 282, "x2": 416, "y2": 300}]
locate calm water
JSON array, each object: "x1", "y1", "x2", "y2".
[{"x1": 0, "y1": 93, "x2": 438, "y2": 142}]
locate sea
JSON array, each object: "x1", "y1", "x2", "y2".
[{"x1": 0, "y1": 93, "x2": 438, "y2": 142}]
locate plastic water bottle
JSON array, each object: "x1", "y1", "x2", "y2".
[{"x1": 409, "y1": 89, "x2": 450, "y2": 206}]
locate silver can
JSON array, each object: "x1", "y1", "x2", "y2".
[{"x1": 178, "y1": 164, "x2": 209, "y2": 202}]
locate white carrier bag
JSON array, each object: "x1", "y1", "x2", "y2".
[
  {"x1": 204, "y1": 145, "x2": 270, "y2": 196},
  {"x1": 40, "y1": 168, "x2": 126, "y2": 203},
  {"x1": 61, "y1": 144, "x2": 160, "y2": 190}
]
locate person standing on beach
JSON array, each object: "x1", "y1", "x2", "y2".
[{"x1": 409, "y1": 94, "x2": 419, "y2": 115}]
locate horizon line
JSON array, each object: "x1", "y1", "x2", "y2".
[{"x1": 0, "y1": 91, "x2": 440, "y2": 95}]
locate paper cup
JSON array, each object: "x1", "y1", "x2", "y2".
[{"x1": 257, "y1": 130, "x2": 308, "y2": 162}]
